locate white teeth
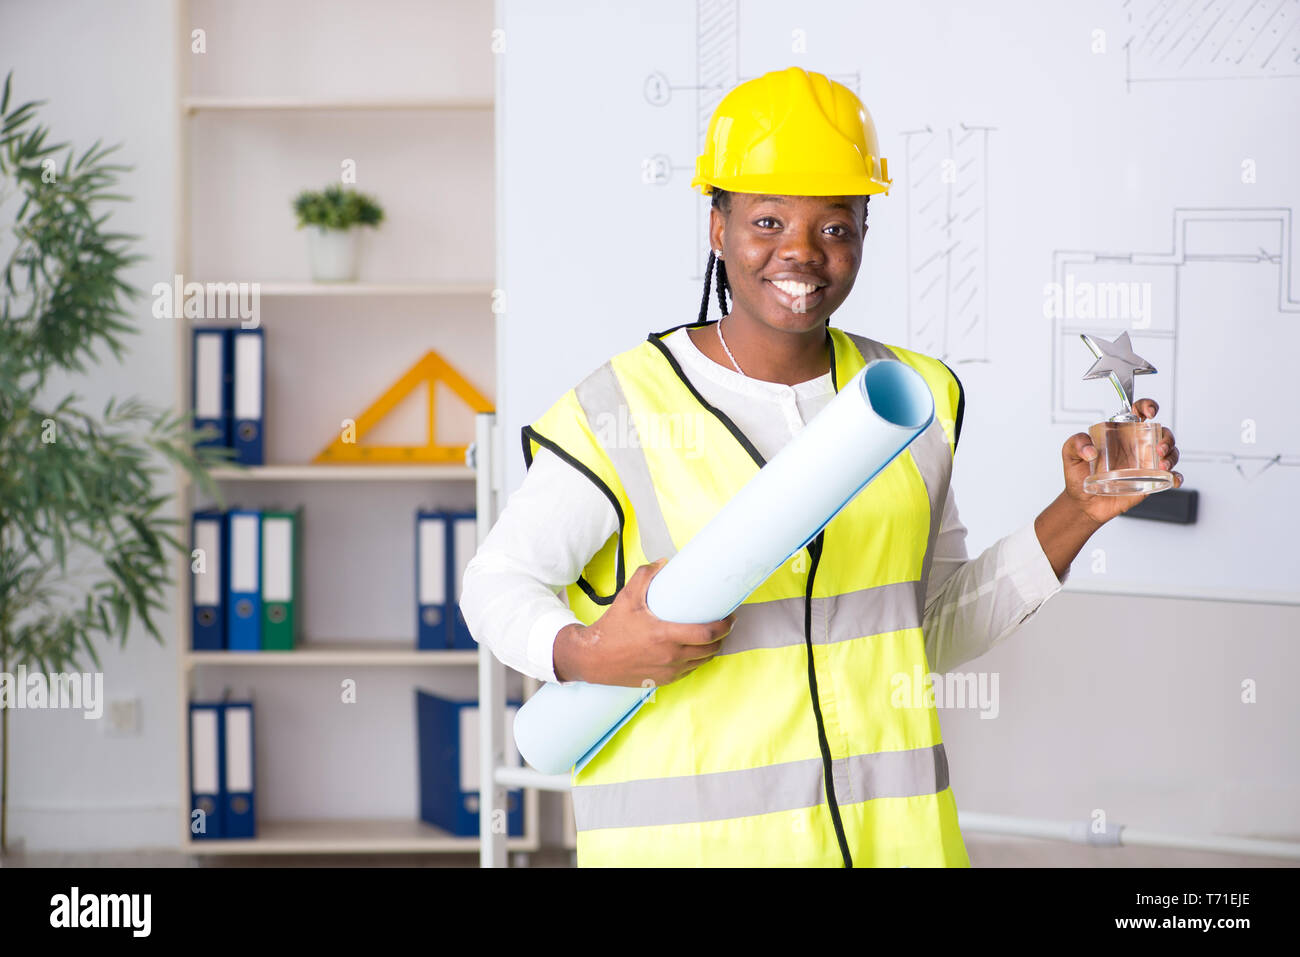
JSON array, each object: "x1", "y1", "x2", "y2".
[{"x1": 771, "y1": 280, "x2": 818, "y2": 296}]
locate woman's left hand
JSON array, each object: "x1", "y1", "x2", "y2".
[{"x1": 1061, "y1": 398, "x2": 1183, "y2": 526}]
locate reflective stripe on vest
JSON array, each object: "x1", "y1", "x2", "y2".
[
  {"x1": 573, "y1": 742, "x2": 950, "y2": 830},
  {"x1": 523, "y1": 323, "x2": 969, "y2": 867}
]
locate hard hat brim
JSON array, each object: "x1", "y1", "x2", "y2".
[{"x1": 691, "y1": 171, "x2": 891, "y2": 198}]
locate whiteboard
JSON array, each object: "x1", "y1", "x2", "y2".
[{"x1": 496, "y1": 0, "x2": 1300, "y2": 604}]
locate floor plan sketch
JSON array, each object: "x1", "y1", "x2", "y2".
[{"x1": 1051, "y1": 207, "x2": 1300, "y2": 482}]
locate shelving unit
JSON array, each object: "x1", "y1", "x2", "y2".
[
  {"x1": 185, "y1": 642, "x2": 478, "y2": 669},
  {"x1": 172, "y1": 0, "x2": 536, "y2": 858},
  {"x1": 179, "y1": 817, "x2": 530, "y2": 856},
  {"x1": 207, "y1": 465, "x2": 475, "y2": 482},
  {"x1": 233, "y1": 281, "x2": 494, "y2": 298},
  {"x1": 183, "y1": 96, "x2": 493, "y2": 114}
]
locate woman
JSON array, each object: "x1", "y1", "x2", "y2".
[{"x1": 462, "y1": 66, "x2": 1182, "y2": 867}]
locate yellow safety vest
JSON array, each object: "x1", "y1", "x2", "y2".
[{"x1": 523, "y1": 321, "x2": 970, "y2": 867}]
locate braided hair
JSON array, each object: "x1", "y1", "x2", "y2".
[{"x1": 698, "y1": 189, "x2": 870, "y2": 325}]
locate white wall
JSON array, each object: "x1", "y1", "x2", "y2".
[
  {"x1": 942, "y1": 590, "x2": 1300, "y2": 839},
  {"x1": 0, "y1": 0, "x2": 182, "y2": 849}
]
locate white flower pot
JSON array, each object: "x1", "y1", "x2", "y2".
[{"x1": 305, "y1": 225, "x2": 361, "y2": 282}]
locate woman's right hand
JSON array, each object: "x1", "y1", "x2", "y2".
[{"x1": 552, "y1": 558, "x2": 735, "y2": 687}]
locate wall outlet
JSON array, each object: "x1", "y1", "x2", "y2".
[{"x1": 104, "y1": 697, "x2": 141, "y2": 737}]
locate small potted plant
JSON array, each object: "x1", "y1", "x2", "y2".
[{"x1": 292, "y1": 184, "x2": 385, "y2": 281}]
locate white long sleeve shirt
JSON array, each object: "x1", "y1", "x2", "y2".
[{"x1": 462, "y1": 326, "x2": 1068, "y2": 684}]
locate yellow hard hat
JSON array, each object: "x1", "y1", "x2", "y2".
[{"x1": 691, "y1": 66, "x2": 890, "y2": 198}]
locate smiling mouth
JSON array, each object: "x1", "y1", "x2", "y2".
[{"x1": 765, "y1": 279, "x2": 826, "y2": 308}]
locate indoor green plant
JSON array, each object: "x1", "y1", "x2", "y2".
[
  {"x1": 292, "y1": 184, "x2": 385, "y2": 282},
  {"x1": 0, "y1": 73, "x2": 225, "y2": 855}
]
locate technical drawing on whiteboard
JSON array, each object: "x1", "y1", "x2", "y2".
[
  {"x1": 637, "y1": 1, "x2": 743, "y2": 275},
  {"x1": 902, "y1": 123, "x2": 995, "y2": 365},
  {"x1": 1050, "y1": 207, "x2": 1300, "y2": 483},
  {"x1": 693, "y1": 0, "x2": 739, "y2": 273},
  {"x1": 1122, "y1": 0, "x2": 1300, "y2": 86}
]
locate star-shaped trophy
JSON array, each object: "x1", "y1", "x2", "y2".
[{"x1": 1079, "y1": 332, "x2": 1173, "y2": 495}]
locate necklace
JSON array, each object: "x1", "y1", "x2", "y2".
[{"x1": 717, "y1": 316, "x2": 745, "y2": 376}]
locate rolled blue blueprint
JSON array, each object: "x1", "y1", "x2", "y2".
[{"x1": 514, "y1": 358, "x2": 936, "y2": 775}]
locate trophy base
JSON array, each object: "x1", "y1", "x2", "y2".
[
  {"x1": 1083, "y1": 469, "x2": 1175, "y2": 496},
  {"x1": 1085, "y1": 420, "x2": 1173, "y2": 496}
]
